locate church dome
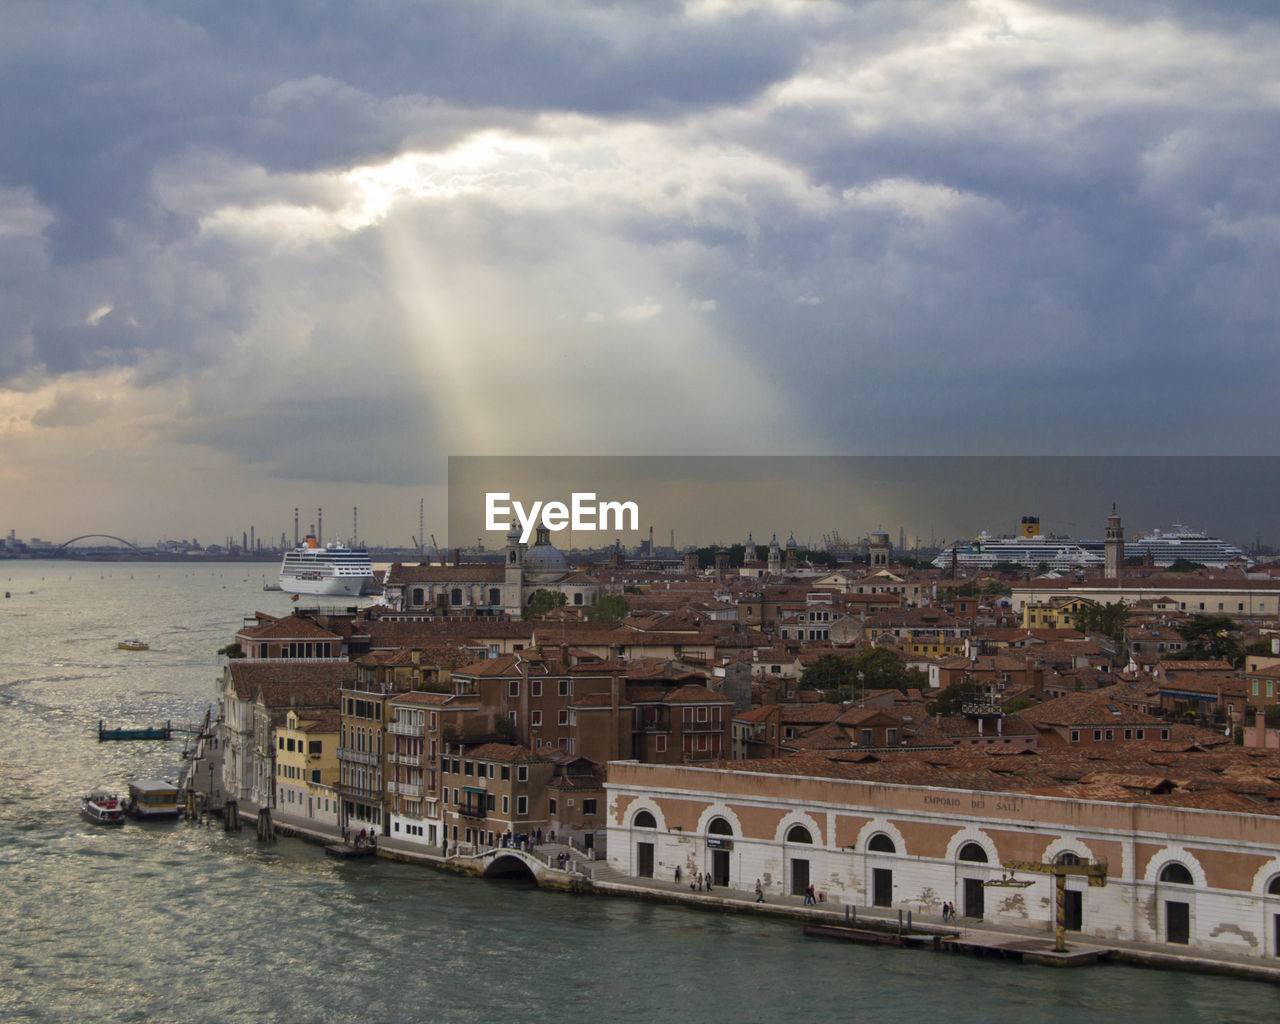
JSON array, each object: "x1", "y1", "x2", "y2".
[{"x1": 522, "y1": 525, "x2": 567, "y2": 582}]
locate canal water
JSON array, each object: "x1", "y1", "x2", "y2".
[{"x1": 2, "y1": 561, "x2": 1278, "y2": 1023}]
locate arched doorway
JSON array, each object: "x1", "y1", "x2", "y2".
[
  {"x1": 707, "y1": 817, "x2": 733, "y2": 888},
  {"x1": 633, "y1": 810, "x2": 657, "y2": 878},
  {"x1": 1055, "y1": 852, "x2": 1084, "y2": 931},
  {"x1": 867, "y1": 833, "x2": 896, "y2": 908},
  {"x1": 1159, "y1": 862, "x2": 1193, "y2": 944},
  {"x1": 787, "y1": 824, "x2": 813, "y2": 896},
  {"x1": 958, "y1": 842, "x2": 989, "y2": 919},
  {"x1": 1268, "y1": 875, "x2": 1280, "y2": 957}
]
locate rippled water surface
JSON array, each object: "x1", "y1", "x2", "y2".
[{"x1": 2, "y1": 561, "x2": 1279, "y2": 1023}]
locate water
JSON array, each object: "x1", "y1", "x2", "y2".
[{"x1": 2, "y1": 562, "x2": 1279, "y2": 1023}]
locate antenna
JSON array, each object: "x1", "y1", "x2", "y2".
[{"x1": 353, "y1": 506, "x2": 358, "y2": 547}]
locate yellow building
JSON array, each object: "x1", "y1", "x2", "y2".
[
  {"x1": 274, "y1": 708, "x2": 341, "y2": 829},
  {"x1": 1021, "y1": 595, "x2": 1098, "y2": 629}
]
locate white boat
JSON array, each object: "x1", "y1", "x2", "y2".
[
  {"x1": 81, "y1": 791, "x2": 125, "y2": 827},
  {"x1": 278, "y1": 536, "x2": 374, "y2": 596},
  {"x1": 1125, "y1": 525, "x2": 1251, "y2": 568},
  {"x1": 933, "y1": 516, "x2": 1104, "y2": 571}
]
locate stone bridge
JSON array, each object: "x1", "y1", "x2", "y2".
[{"x1": 451, "y1": 845, "x2": 593, "y2": 890}]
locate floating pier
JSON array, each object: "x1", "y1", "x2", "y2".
[{"x1": 98, "y1": 719, "x2": 172, "y2": 741}]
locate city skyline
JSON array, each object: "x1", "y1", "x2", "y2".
[{"x1": 3, "y1": 3, "x2": 1279, "y2": 543}]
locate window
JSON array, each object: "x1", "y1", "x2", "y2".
[
  {"x1": 548, "y1": 798, "x2": 557, "y2": 814},
  {"x1": 558, "y1": 710, "x2": 568, "y2": 726},
  {"x1": 559, "y1": 680, "x2": 572, "y2": 697},
  {"x1": 508, "y1": 679, "x2": 519, "y2": 698},
  {"x1": 532, "y1": 680, "x2": 542, "y2": 697},
  {"x1": 867, "y1": 833, "x2": 896, "y2": 853},
  {"x1": 655, "y1": 735, "x2": 666, "y2": 753},
  {"x1": 1160, "y1": 863, "x2": 1193, "y2": 885},
  {"x1": 517, "y1": 766, "x2": 528, "y2": 782},
  {"x1": 452, "y1": 588, "x2": 463, "y2": 605},
  {"x1": 583, "y1": 799, "x2": 597, "y2": 815},
  {"x1": 531, "y1": 711, "x2": 542, "y2": 727},
  {"x1": 886, "y1": 728, "x2": 899, "y2": 746},
  {"x1": 501, "y1": 766, "x2": 510, "y2": 781},
  {"x1": 1136, "y1": 729, "x2": 1145, "y2": 740},
  {"x1": 634, "y1": 810, "x2": 656, "y2": 828},
  {"x1": 859, "y1": 729, "x2": 874, "y2": 747},
  {"x1": 517, "y1": 796, "x2": 528, "y2": 816},
  {"x1": 1161, "y1": 729, "x2": 1170, "y2": 740},
  {"x1": 1070, "y1": 730, "x2": 1080, "y2": 742},
  {"x1": 958, "y1": 842, "x2": 989, "y2": 863}
]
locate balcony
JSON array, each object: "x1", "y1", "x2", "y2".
[
  {"x1": 337, "y1": 746, "x2": 381, "y2": 767},
  {"x1": 339, "y1": 780, "x2": 383, "y2": 800},
  {"x1": 388, "y1": 719, "x2": 421, "y2": 737},
  {"x1": 682, "y1": 720, "x2": 723, "y2": 734},
  {"x1": 388, "y1": 751, "x2": 423, "y2": 767},
  {"x1": 388, "y1": 780, "x2": 423, "y2": 799},
  {"x1": 456, "y1": 801, "x2": 488, "y2": 819}
]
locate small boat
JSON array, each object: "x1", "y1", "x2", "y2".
[
  {"x1": 81, "y1": 792, "x2": 126, "y2": 827},
  {"x1": 126, "y1": 779, "x2": 181, "y2": 819},
  {"x1": 117, "y1": 639, "x2": 149, "y2": 651}
]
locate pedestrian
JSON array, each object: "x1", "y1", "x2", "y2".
[
  {"x1": 674, "y1": 865, "x2": 681, "y2": 884},
  {"x1": 804, "y1": 884, "x2": 816, "y2": 906},
  {"x1": 537, "y1": 828, "x2": 543, "y2": 844},
  {"x1": 755, "y1": 879, "x2": 765, "y2": 903},
  {"x1": 696, "y1": 871, "x2": 703, "y2": 891},
  {"x1": 706, "y1": 874, "x2": 713, "y2": 893},
  {"x1": 942, "y1": 902, "x2": 949, "y2": 922}
]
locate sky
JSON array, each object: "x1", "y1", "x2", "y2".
[{"x1": 2, "y1": 1, "x2": 1278, "y2": 549}]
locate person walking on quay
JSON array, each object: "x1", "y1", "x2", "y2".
[
  {"x1": 804, "y1": 884, "x2": 816, "y2": 906},
  {"x1": 674, "y1": 865, "x2": 681, "y2": 885},
  {"x1": 942, "y1": 902, "x2": 950, "y2": 923},
  {"x1": 755, "y1": 879, "x2": 765, "y2": 903}
]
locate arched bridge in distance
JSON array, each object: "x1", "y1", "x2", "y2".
[
  {"x1": 52, "y1": 535, "x2": 146, "y2": 554},
  {"x1": 456, "y1": 846, "x2": 591, "y2": 890}
]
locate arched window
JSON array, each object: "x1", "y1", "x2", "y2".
[
  {"x1": 708, "y1": 817, "x2": 733, "y2": 836},
  {"x1": 451, "y1": 588, "x2": 463, "y2": 606},
  {"x1": 489, "y1": 588, "x2": 501, "y2": 606},
  {"x1": 1055, "y1": 852, "x2": 1081, "y2": 866},
  {"x1": 959, "y1": 842, "x2": 989, "y2": 863},
  {"x1": 1268, "y1": 876, "x2": 1280, "y2": 896},
  {"x1": 786, "y1": 825, "x2": 813, "y2": 844},
  {"x1": 633, "y1": 810, "x2": 656, "y2": 829},
  {"x1": 867, "y1": 833, "x2": 896, "y2": 854},
  {"x1": 1160, "y1": 863, "x2": 1193, "y2": 885}
]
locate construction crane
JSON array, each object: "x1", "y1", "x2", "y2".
[{"x1": 995, "y1": 858, "x2": 1108, "y2": 951}]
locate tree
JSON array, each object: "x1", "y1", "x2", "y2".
[
  {"x1": 1167, "y1": 558, "x2": 1207, "y2": 573},
  {"x1": 1165, "y1": 614, "x2": 1243, "y2": 666},
  {"x1": 218, "y1": 642, "x2": 243, "y2": 659},
  {"x1": 523, "y1": 589, "x2": 567, "y2": 620},
  {"x1": 586, "y1": 594, "x2": 630, "y2": 621},
  {"x1": 1071, "y1": 601, "x2": 1129, "y2": 645},
  {"x1": 928, "y1": 679, "x2": 978, "y2": 716},
  {"x1": 801, "y1": 649, "x2": 926, "y2": 699}
]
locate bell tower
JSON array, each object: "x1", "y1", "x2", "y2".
[
  {"x1": 1105, "y1": 505, "x2": 1124, "y2": 581},
  {"x1": 503, "y1": 522, "x2": 525, "y2": 616}
]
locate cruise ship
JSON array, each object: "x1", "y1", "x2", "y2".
[
  {"x1": 1123, "y1": 525, "x2": 1251, "y2": 568},
  {"x1": 932, "y1": 516, "x2": 1105, "y2": 572},
  {"x1": 278, "y1": 537, "x2": 375, "y2": 596}
]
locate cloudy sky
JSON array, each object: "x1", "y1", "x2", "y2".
[{"x1": 3, "y1": 1, "x2": 1278, "y2": 548}]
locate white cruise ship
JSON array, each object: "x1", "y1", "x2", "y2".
[
  {"x1": 279, "y1": 538, "x2": 374, "y2": 596},
  {"x1": 1124, "y1": 525, "x2": 1251, "y2": 568},
  {"x1": 932, "y1": 516, "x2": 1105, "y2": 572}
]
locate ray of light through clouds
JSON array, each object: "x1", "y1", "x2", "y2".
[{"x1": 1, "y1": 0, "x2": 1278, "y2": 543}]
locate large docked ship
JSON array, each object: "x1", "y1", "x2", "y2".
[
  {"x1": 278, "y1": 537, "x2": 375, "y2": 596},
  {"x1": 1123, "y1": 525, "x2": 1251, "y2": 568},
  {"x1": 932, "y1": 516, "x2": 1105, "y2": 571}
]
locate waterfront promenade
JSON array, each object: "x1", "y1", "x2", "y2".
[{"x1": 250, "y1": 803, "x2": 1280, "y2": 985}]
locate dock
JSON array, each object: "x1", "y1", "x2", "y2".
[
  {"x1": 940, "y1": 932, "x2": 1112, "y2": 966},
  {"x1": 804, "y1": 923, "x2": 940, "y2": 949},
  {"x1": 324, "y1": 842, "x2": 377, "y2": 859},
  {"x1": 98, "y1": 719, "x2": 173, "y2": 741}
]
